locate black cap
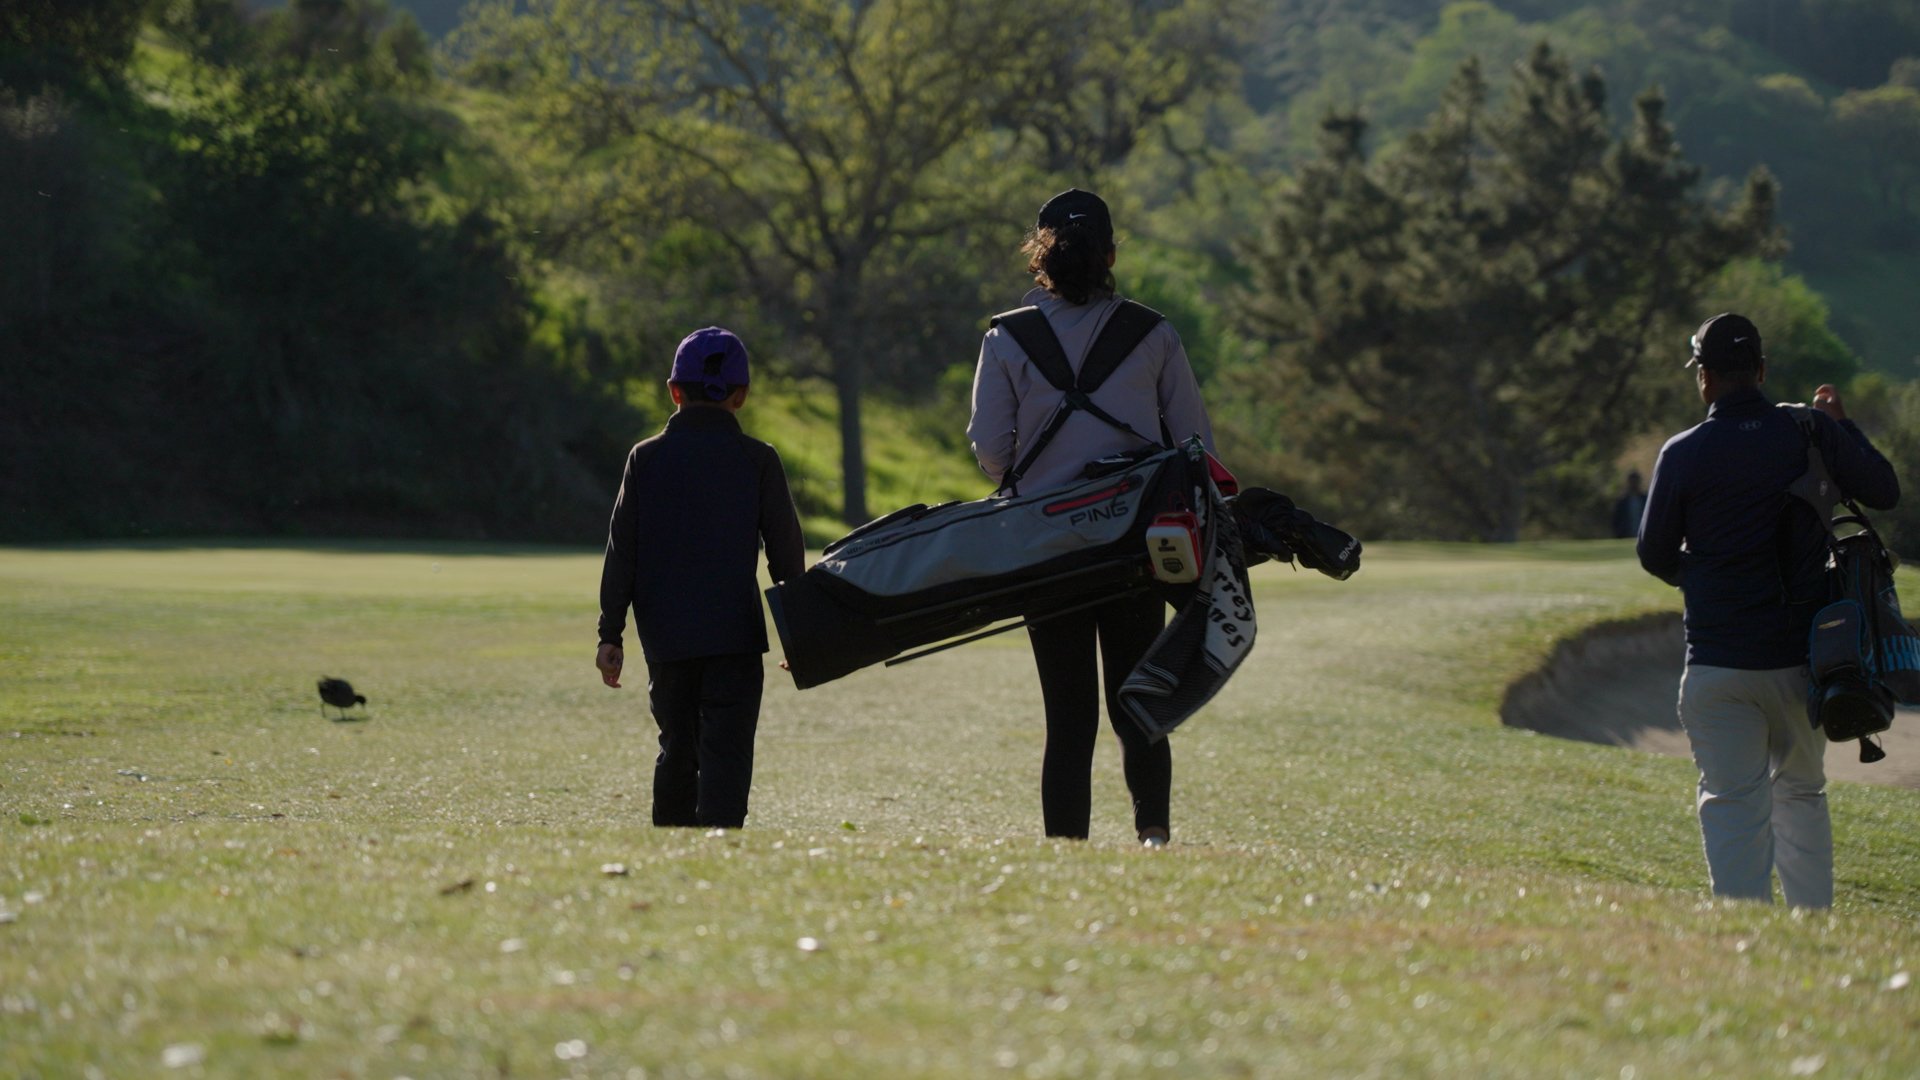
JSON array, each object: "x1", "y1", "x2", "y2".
[
  {"x1": 1687, "y1": 312, "x2": 1764, "y2": 371},
  {"x1": 1036, "y1": 188, "x2": 1113, "y2": 249}
]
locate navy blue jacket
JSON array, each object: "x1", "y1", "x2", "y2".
[
  {"x1": 597, "y1": 408, "x2": 807, "y2": 663},
  {"x1": 1638, "y1": 387, "x2": 1899, "y2": 669}
]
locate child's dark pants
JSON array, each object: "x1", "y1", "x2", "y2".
[
  {"x1": 1026, "y1": 591, "x2": 1170, "y2": 839},
  {"x1": 645, "y1": 653, "x2": 764, "y2": 828}
]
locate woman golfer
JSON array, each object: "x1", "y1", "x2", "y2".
[{"x1": 966, "y1": 188, "x2": 1216, "y2": 846}]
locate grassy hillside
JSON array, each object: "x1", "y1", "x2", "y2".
[
  {"x1": 4, "y1": 542, "x2": 1919, "y2": 1076},
  {"x1": 731, "y1": 375, "x2": 990, "y2": 544}
]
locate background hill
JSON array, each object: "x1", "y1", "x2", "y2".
[{"x1": 383, "y1": 0, "x2": 1920, "y2": 365}]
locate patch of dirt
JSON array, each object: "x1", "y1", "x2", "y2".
[{"x1": 1500, "y1": 612, "x2": 1920, "y2": 789}]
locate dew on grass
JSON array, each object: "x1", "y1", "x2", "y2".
[
  {"x1": 160, "y1": 1043, "x2": 204, "y2": 1068},
  {"x1": 797, "y1": 937, "x2": 821, "y2": 952},
  {"x1": 1790, "y1": 1054, "x2": 1827, "y2": 1075},
  {"x1": 554, "y1": 1038, "x2": 588, "y2": 1060},
  {"x1": 1887, "y1": 971, "x2": 1911, "y2": 991},
  {"x1": 600, "y1": 863, "x2": 628, "y2": 877},
  {"x1": 499, "y1": 938, "x2": 526, "y2": 953}
]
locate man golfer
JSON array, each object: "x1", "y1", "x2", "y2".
[{"x1": 1637, "y1": 312, "x2": 1898, "y2": 907}]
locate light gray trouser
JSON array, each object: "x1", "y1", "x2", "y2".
[{"x1": 1677, "y1": 664, "x2": 1832, "y2": 908}]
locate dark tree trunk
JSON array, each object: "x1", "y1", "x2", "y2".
[{"x1": 835, "y1": 357, "x2": 868, "y2": 526}]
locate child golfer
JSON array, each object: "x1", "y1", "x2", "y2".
[{"x1": 595, "y1": 326, "x2": 806, "y2": 828}]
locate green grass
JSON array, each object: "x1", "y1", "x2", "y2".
[{"x1": 4, "y1": 541, "x2": 1920, "y2": 1077}]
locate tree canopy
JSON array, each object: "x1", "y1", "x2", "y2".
[
  {"x1": 1, "y1": 0, "x2": 638, "y2": 540},
  {"x1": 451, "y1": 0, "x2": 1239, "y2": 524},
  {"x1": 6, "y1": 0, "x2": 1917, "y2": 543},
  {"x1": 1233, "y1": 45, "x2": 1778, "y2": 540}
]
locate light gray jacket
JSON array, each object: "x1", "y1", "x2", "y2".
[{"x1": 967, "y1": 288, "x2": 1216, "y2": 494}]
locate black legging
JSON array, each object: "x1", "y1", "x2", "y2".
[{"x1": 1026, "y1": 590, "x2": 1170, "y2": 838}]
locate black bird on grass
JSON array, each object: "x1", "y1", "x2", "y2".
[{"x1": 317, "y1": 677, "x2": 367, "y2": 721}]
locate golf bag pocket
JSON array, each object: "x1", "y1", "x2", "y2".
[
  {"x1": 1806, "y1": 599, "x2": 1895, "y2": 742},
  {"x1": 1146, "y1": 512, "x2": 1201, "y2": 583}
]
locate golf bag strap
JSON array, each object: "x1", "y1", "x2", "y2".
[
  {"x1": 1078, "y1": 300, "x2": 1165, "y2": 395},
  {"x1": 1784, "y1": 406, "x2": 1844, "y2": 530},
  {"x1": 992, "y1": 307, "x2": 1075, "y2": 393},
  {"x1": 989, "y1": 300, "x2": 1167, "y2": 493},
  {"x1": 1788, "y1": 405, "x2": 1892, "y2": 762}
]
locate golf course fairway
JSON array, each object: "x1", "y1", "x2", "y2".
[{"x1": 3, "y1": 541, "x2": 1917, "y2": 1077}]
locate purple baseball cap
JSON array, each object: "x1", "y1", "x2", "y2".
[{"x1": 670, "y1": 326, "x2": 750, "y2": 401}]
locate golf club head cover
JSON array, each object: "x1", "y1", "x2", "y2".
[{"x1": 1230, "y1": 488, "x2": 1362, "y2": 581}]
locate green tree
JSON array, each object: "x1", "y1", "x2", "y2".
[
  {"x1": 453, "y1": 0, "x2": 1056, "y2": 523},
  {"x1": 1833, "y1": 85, "x2": 1920, "y2": 226},
  {"x1": 1234, "y1": 45, "x2": 1778, "y2": 541},
  {"x1": 452, "y1": 0, "x2": 1231, "y2": 525},
  {"x1": 1725, "y1": 0, "x2": 1920, "y2": 92},
  {"x1": 2, "y1": 0, "x2": 640, "y2": 541},
  {"x1": 1696, "y1": 258, "x2": 1860, "y2": 403},
  {"x1": 0, "y1": 0, "x2": 149, "y2": 89},
  {"x1": 994, "y1": 0, "x2": 1243, "y2": 177}
]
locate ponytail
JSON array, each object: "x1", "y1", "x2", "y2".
[{"x1": 1021, "y1": 222, "x2": 1115, "y2": 305}]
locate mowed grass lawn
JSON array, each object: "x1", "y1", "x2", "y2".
[{"x1": 3, "y1": 541, "x2": 1919, "y2": 1078}]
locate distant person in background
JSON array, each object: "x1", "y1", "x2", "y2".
[
  {"x1": 1637, "y1": 312, "x2": 1899, "y2": 907},
  {"x1": 596, "y1": 327, "x2": 806, "y2": 829},
  {"x1": 1611, "y1": 470, "x2": 1648, "y2": 539},
  {"x1": 967, "y1": 188, "x2": 1215, "y2": 847}
]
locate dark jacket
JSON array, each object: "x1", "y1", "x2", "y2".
[
  {"x1": 597, "y1": 408, "x2": 807, "y2": 663},
  {"x1": 1638, "y1": 387, "x2": 1899, "y2": 669}
]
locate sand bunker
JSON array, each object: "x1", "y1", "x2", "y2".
[{"x1": 1500, "y1": 612, "x2": 1920, "y2": 789}]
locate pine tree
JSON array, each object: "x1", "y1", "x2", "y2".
[{"x1": 1236, "y1": 43, "x2": 1779, "y2": 541}]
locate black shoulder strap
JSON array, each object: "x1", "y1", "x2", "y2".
[
  {"x1": 987, "y1": 300, "x2": 1167, "y2": 494},
  {"x1": 1077, "y1": 300, "x2": 1164, "y2": 394},
  {"x1": 1784, "y1": 405, "x2": 1843, "y2": 530},
  {"x1": 990, "y1": 307, "x2": 1074, "y2": 392}
]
